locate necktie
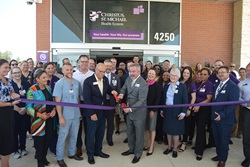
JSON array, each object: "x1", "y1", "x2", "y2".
[
  {"x1": 106, "y1": 73, "x2": 110, "y2": 99},
  {"x1": 106, "y1": 73, "x2": 110, "y2": 84},
  {"x1": 215, "y1": 82, "x2": 223, "y2": 98},
  {"x1": 131, "y1": 79, "x2": 135, "y2": 87}
]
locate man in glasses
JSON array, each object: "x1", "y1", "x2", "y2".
[
  {"x1": 73, "y1": 55, "x2": 94, "y2": 157},
  {"x1": 83, "y1": 63, "x2": 117, "y2": 164},
  {"x1": 229, "y1": 62, "x2": 240, "y2": 79}
]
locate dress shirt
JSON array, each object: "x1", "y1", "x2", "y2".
[
  {"x1": 73, "y1": 69, "x2": 94, "y2": 100},
  {"x1": 238, "y1": 77, "x2": 250, "y2": 109},
  {"x1": 95, "y1": 75, "x2": 103, "y2": 95}
]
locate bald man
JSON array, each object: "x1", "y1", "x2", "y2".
[{"x1": 83, "y1": 63, "x2": 117, "y2": 164}]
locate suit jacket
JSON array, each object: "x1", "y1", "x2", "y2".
[
  {"x1": 211, "y1": 79, "x2": 239, "y2": 125},
  {"x1": 83, "y1": 74, "x2": 112, "y2": 117},
  {"x1": 119, "y1": 75, "x2": 148, "y2": 120},
  {"x1": 161, "y1": 82, "x2": 188, "y2": 116},
  {"x1": 107, "y1": 73, "x2": 121, "y2": 106}
]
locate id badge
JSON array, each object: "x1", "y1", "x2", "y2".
[
  {"x1": 19, "y1": 90, "x2": 26, "y2": 96},
  {"x1": 200, "y1": 88, "x2": 205, "y2": 92}
]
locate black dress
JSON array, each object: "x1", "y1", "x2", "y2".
[{"x1": 0, "y1": 78, "x2": 15, "y2": 155}]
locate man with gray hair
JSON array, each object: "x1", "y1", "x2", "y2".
[
  {"x1": 118, "y1": 63, "x2": 148, "y2": 164},
  {"x1": 103, "y1": 59, "x2": 121, "y2": 146}
]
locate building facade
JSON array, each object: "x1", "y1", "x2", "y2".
[{"x1": 36, "y1": 0, "x2": 249, "y2": 68}]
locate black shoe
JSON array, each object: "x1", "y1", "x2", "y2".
[
  {"x1": 132, "y1": 156, "x2": 140, "y2": 164},
  {"x1": 121, "y1": 150, "x2": 133, "y2": 156},
  {"x1": 123, "y1": 138, "x2": 128, "y2": 143},
  {"x1": 57, "y1": 160, "x2": 67, "y2": 167},
  {"x1": 44, "y1": 159, "x2": 50, "y2": 166},
  {"x1": 211, "y1": 155, "x2": 219, "y2": 161},
  {"x1": 172, "y1": 151, "x2": 177, "y2": 158},
  {"x1": 191, "y1": 146, "x2": 195, "y2": 150},
  {"x1": 241, "y1": 158, "x2": 250, "y2": 167},
  {"x1": 163, "y1": 148, "x2": 173, "y2": 155},
  {"x1": 229, "y1": 139, "x2": 233, "y2": 145},
  {"x1": 88, "y1": 156, "x2": 95, "y2": 165},
  {"x1": 143, "y1": 147, "x2": 149, "y2": 151},
  {"x1": 146, "y1": 147, "x2": 154, "y2": 156},
  {"x1": 196, "y1": 155, "x2": 202, "y2": 161},
  {"x1": 94, "y1": 152, "x2": 110, "y2": 158},
  {"x1": 68, "y1": 155, "x2": 83, "y2": 161},
  {"x1": 115, "y1": 130, "x2": 120, "y2": 135},
  {"x1": 107, "y1": 140, "x2": 114, "y2": 146}
]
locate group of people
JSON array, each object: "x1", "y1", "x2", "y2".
[{"x1": 0, "y1": 56, "x2": 250, "y2": 167}]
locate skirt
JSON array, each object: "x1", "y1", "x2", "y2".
[{"x1": 0, "y1": 106, "x2": 15, "y2": 155}]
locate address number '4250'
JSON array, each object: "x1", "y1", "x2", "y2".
[{"x1": 154, "y1": 33, "x2": 175, "y2": 41}]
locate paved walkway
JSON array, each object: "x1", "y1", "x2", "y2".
[{"x1": 8, "y1": 122, "x2": 244, "y2": 167}]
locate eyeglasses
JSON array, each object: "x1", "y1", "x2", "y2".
[
  {"x1": 154, "y1": 68, "x2": 160, "y2": 70},
  {"x1": 11, "y1": 63, "x2": 18, "y2": 66},
  {"x1": 97, "y1": 68, "x2": 105, "y2": 73},
  {"x1": 12, "y1": 72, "x2": 21, "y2": 75},
  {"x1": 80, "y1": 61, "x2": 88, "y2": 63},
  {"x1": 200, "y1": 73, "x2": 208, "y2": 76}
]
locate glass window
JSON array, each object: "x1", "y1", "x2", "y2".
[
  {"x1": 150, "y1": 2, "x2": 180, "y2": 45},
  {"x1": 52, "y1": 0, "x2": 83, "y2": 43},
  {"x1": 85, "y1": 0, "x2": 148, "y2": 44}
]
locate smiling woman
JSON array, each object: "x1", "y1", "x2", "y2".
[{"x1": 0, "y1": 59, "x2": 21, "y2": 167}]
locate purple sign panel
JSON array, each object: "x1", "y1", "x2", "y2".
[
  {"x1": 90, "y1": 30, "x2": 144, "y2": 40},
  {"x1": 37, "y1": 51, "x2": 49, "y2": 63}
]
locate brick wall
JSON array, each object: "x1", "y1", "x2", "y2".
[
  {"x1": 36, "y1": 0, "x2": 50, "y2": 61},
  {"x1": 182, "y1": 0, "x2": 233, "y2": 67}
]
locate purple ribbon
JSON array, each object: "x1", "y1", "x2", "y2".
[
  {"x1": 20, "y1": 98, "x2": 250, "y2": 110},
  {"x1": 21, "y1": 98, "x2": 113, "y2": 110}
]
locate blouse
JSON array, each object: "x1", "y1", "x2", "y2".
[{"x1": 0, "y1": 77, "x2": 14, "y2": 102}]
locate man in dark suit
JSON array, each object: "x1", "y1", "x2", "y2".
[
  {"x1": 211, "y1": 66, "x2": 239, "y2": 167},
  {"x1": 118, "y1": 63, "x2": 148, "y2": 164},
  {"x1": 83, "y1": 63, "x2": 117, "y2": 165},
  {"x1": 103, "y1": 59, "x2": 121, "y2": 146}
]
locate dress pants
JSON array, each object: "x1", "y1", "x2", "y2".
[
  {"x1": 76, "y1": 104, "x2": 87, "y2": 148},
  {"x1": 212, "y1": 122, "x2": 232, "y2": 162},
  {"x1": 86, "y1": 114, "x2": 106, "y2": 157},
  {"x1": 56, "y1": 118, "x2": 80, "y2": 160},
  {"x1": 13, "y1": 111, "x2": 29, "y2": 152},
  {"x1": 155, "y1": 110, "x2": 164, "y2": 142},
  {"x1": 183, "y1": 113, "x2": 195, "y2": 142},
  {"x1": 126, "y1": 114, "x2": 146, "y2": 158},
  {"x1": 194, "y1": 106, "x2": 211, "y2": 156},
  {"x1": 104, "y1": 100, "x2": 115, "y2": 142},
  {"x1": 242, "y1": 107, "x2": 250, "y2": 160},
  {"x1": 35, "y1": 118, "x2": 53, "y2": 165},
  {"x1": 49, "y1": 116, "x2": 58, "y2": 154}
]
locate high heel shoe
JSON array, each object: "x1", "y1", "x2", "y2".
[
  {"x1": 143, "y1": 147, "x2": 149, "y2": 151},
  {"x1": 146, "y1": 148, "x2": 154, "y2": 156},
  {"x1": 178, "y1": 143, "x2": 186, "y2": 152}
]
